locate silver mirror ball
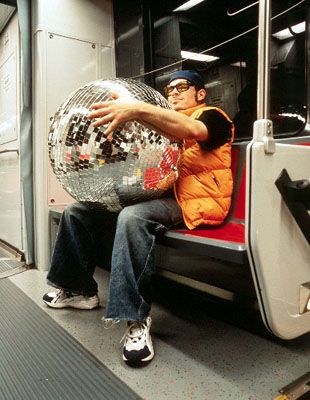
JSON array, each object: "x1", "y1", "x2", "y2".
[{"x1": 48, "y1": 78, "x2": 182, "y2": 211}]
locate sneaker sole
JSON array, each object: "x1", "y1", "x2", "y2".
[
  {"x1": 123, "y1": 354, "x2": 154, "y2": 367},
  {"x1": 43, "y1": 299, "x2": 99, "y2": 310},
  {"x1": 123, "y1": 355, "x2": 154, "y2": 364},
  {"x1": 123, "y1": 350, "x2": 154, "y2": 363}
]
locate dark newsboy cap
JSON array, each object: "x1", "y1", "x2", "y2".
[{"x1": 168, "y1": 70, "x2": 205, "y2": 89}]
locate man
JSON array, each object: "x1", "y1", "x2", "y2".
[{"x1": 43, "y1": 70, "x2": 234, "y2": 365}]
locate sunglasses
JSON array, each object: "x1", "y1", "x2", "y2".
[{"x1": 164, "y1": 80, "x2": 195, "y2": 97}]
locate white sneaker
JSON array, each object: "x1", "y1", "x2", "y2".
[
  {"x1": 43, "y1": 289, "x2": 99, "y2": 310},
  {"x1": 121, "y1": 316, "x2": 154, "y2": 364}
]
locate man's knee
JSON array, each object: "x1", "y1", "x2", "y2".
[
  {"x1": 117, "y1": 205, "x2": 137, "y2": 226},
  {"x1": 62, "y1": 202, "x2": 89, "y2": 221},
  {"x1": 117, "y1": 204, "x2": 150, "y2": 230}
]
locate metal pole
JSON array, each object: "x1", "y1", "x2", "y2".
[{"x1": 257, "y1": 0, "x2": 271, "y2": 120}]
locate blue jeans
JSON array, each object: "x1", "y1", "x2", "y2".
[{"x1": 47, "y1": 198, "x2": 183, "y2": 321}]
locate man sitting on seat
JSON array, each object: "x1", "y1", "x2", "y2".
[{"x1": 43, "y1": 70, "x2": 234, "y2": 365}]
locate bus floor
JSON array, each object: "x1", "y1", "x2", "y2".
[{"x1": 9, "y1": 267, "x2": 310, "y2": 400}]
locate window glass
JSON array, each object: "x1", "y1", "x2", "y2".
[
  {"x1": 152, "y1": 1, "x2": 259, "y2": 140},
  {"x1": 270, "y1": 1, "x2": 306, "y2": 136},
  {"x1": 151, "y1": 0, "x2": 307, "y2": 140}
]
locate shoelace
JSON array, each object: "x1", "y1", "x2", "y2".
[
  {"x1": 55, "y1": 289, "x2": 78, "y2": 300},
  {"x1": 54, "y1": 288, "x2": 65, "y2": 299},
  {"x1": 120, "y1": 321, "x2": 148, "y2": 344}
]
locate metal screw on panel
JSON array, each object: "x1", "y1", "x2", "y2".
[
  {"x1": 92, "y1": 44, "x2": 96, "y2": 49},
  {"x1": 49, "y1": 34, "x2": 54, "y2": 39}
]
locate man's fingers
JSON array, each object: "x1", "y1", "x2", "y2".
[
  {"x1": 103, "y1": 120, "x2": 119, "y2": 135},
  {"x1": 91, "y1": 115, "x2": 110, "y2": 128},
  {"x1": 87, "y1": 110, "x2": 102, "y2": 119},
  {"x1": 90, "y1": 118, "x2": 105, "y2": 128},
  {"x1": 89, "y1": 92, "x2": 119, "y2": 110},
  {"x1": 110, "y1": 91, "x2": 120, "y2": 100},
  {"x1": 90, "y1": 112, "x2": 119, "y2": 131},
  {"x1": 88, "y1": 102, "x2": 108, "y2": 110},
  {"x1": 87, "y1": 107, "x2": 111, "y2": 120}
]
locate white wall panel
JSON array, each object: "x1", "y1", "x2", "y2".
[
  {"x1": 45, "y1": 38, "x2": 115, "y2": 206},
  {"x1": 0, "y1": 151, "x2": 21, "y2": 249},
  {"x1": 100, "y1": 45, "x2": 116, "y2": 79},
  {"x1": 32, "y1": 0, "x2": 115, "y2": 269},
  {"x1": 46, "y1": 33, "x2": 98, "y2": 206},
  {"x1": 32, "y1": 0, "x2": 114, "y2": 46},
  {"x1": 0, "y1": 4, "x2": 15, "y2": 33},
  {"x1": 0, "y1": 51, "x2": 18, "y2": 144},
  {"x1": 0, "y1": 12, "x2": 19, "y2": 144}
]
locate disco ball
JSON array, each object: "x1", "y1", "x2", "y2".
[{"x1": 48, "y1": 78, "x2": 181, "y2": 211}]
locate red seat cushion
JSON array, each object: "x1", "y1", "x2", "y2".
[
  {"x1": 233, "y1": 167, "x2": 246, "y2": 220},
  {"x1": 173, "y1": 222, "x2": 245, "y2": 244},
  {"x1": 168, "y1": 146, "x2": 246, "y2": 246}
]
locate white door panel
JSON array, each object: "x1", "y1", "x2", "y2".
[
  {"x1": 0, "y1": 150, "x2": 22, "y2": 249},
  {"x1": 0, "y1": 51, "x2": 18, "y2": 144},
  {"x1": 247, "y1": 142, "x2": 310, "y2": 339},
  {"x1": 0, "y1": 14, "x2": 22, "y2": 252}
]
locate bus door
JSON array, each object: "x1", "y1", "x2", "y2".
[
  {"x1": 246, "y1": 0, "x2": 310, "y2": 339},
  {"x1": 0, "y1": 10, "x2": 24, "y2": 256}
]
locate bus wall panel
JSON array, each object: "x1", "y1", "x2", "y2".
[
  {"x1": 32, "y1": 0, "x2": 115, "y2": 270},
  {"x1": 32, "y1": 0, "x2": 114, "y2": 47}
]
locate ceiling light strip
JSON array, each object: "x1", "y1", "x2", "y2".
[{"x1": 173, "y1": 0, "x2": 205, "y2": 12}]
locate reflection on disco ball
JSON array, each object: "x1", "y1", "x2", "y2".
[{"x1": 48, "y1": 78, "x2": 181, "y2": 211}]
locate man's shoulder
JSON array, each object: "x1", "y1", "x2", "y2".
[{"x1": 198, "y1": 106, "x2": 232, "y2": 121}]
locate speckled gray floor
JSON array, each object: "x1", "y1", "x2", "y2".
[{"x1": 9, "y1": 268, "x2": 310, "y2": 400}]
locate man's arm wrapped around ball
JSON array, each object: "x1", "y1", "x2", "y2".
[{"x1": 87, "y1": 92, "x2": 209, "y2": 142}]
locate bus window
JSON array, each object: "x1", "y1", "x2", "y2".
[
  {"x1": 270, "y1": 1, "x2": 307, "y2": 137},
  {"x1": 150, "y1": 1, "x2": 307, "y2": 141},
  {"x1": 151, "y1": 0, "x2": 260, "y2": 141}
]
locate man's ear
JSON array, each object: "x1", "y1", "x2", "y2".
[{"x1": 197, "y1": 88, "x2": 207, "y2": 102}]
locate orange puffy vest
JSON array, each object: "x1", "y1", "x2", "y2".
[{"x1": 174, "y1": 104, "x2": 234, "y2": 229}]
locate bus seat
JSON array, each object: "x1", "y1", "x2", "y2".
[
  {"x1": 50, "y1": 146, "x2": 248, "y2": 265},
  {"x1": 158, "y1": 145, "x2": 247, "y2": 264}
]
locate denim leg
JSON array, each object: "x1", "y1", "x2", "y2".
[
  {"x1": 105, "y1": 197, "x2": 183, "y2": 322},
  {"x1": 47, "y1": 202, "x2": 117, "y2": 295}
]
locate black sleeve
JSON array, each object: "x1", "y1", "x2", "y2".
[{"x1": 197, "y1": 109, "x2": 233, "y2": 151}]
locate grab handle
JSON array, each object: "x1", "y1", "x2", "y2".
[{"x1": 275, "y1": 169, "x2": 310, "y2": 244}]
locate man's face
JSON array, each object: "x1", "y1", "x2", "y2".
[{"x1": 166, "y1": 79, "x2": 205, "y2": 111}]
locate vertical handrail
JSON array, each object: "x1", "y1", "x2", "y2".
[
  {"x1": 257, "y1": 0, "x2": 271, "y2": 120},
  {"x1": 306, "y1": 1, "x2": 310, "y2": 127}
]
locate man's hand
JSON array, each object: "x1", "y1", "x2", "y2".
[{"x1": 87, "y1": 92, "x2": 141, "y2": 135}]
